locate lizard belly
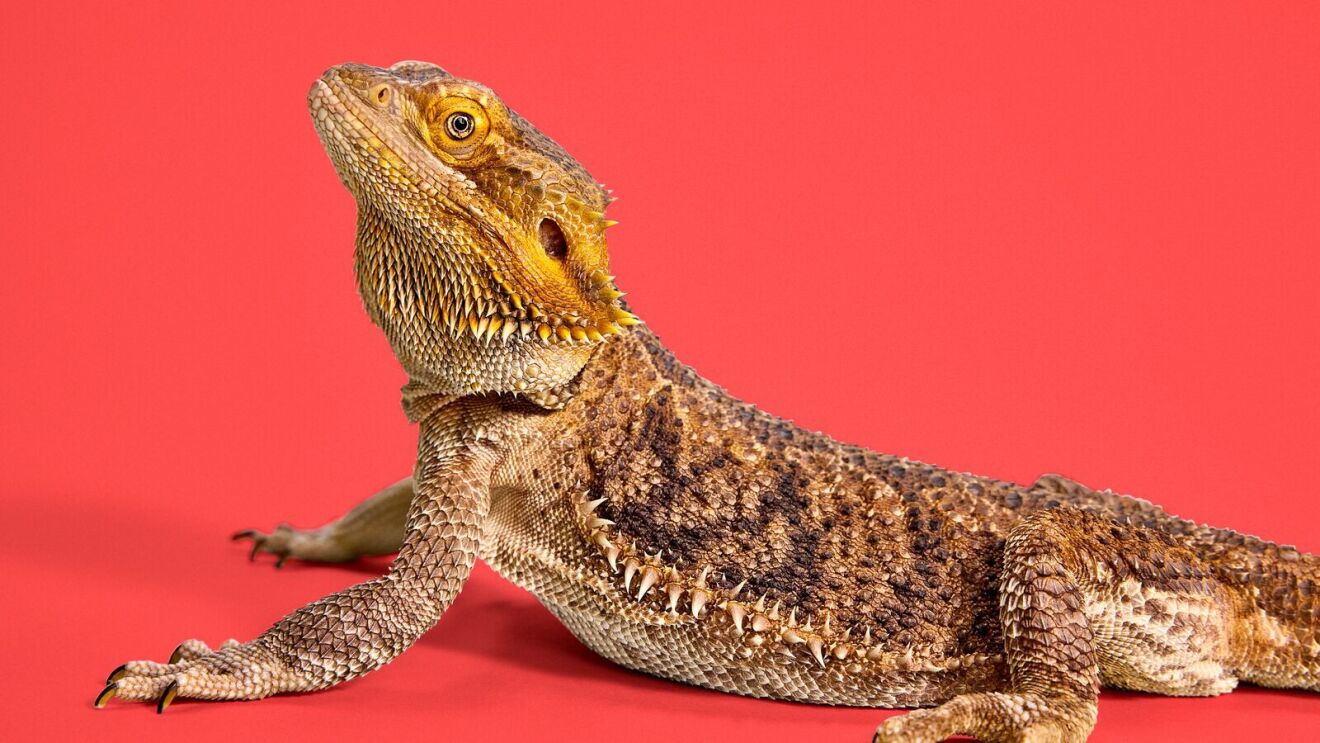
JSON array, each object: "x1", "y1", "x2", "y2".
[
  {"x1": 539, "y1": 587, "x2": 1007, "y2": 707},
  {"x1": 480, "y1": 483, "x2": 1006, "y2": 707}
]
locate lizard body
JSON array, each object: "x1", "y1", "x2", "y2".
[{"x1": 98, "y1": 62, "x2": 1319, "y2": 742}]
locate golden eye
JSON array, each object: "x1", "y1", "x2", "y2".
[
  {"x1": 445, "y1": 112, "x2": 475, "y2": 140},
  {"x1": 425, "y1": 96, "x2": 490, "y2": 159}
]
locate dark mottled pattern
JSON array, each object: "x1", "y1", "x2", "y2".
[{"x1": 576, "y1": 333, "x2": 1067, "y2": 651}]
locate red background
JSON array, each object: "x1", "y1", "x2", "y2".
[{"x1": 2, "y1": 1, "x2": 1317, "y2": 740}]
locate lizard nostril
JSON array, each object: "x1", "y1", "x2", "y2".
[
  {"x1": 538, "y1": 219, "x2": 568, "y2": 261},
  {"x1": 369, "y1": 83, "x2": 392, "y2": 107}
]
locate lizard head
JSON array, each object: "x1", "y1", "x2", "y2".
[{"x1": 309, "y1": 61, "x2": 638, "y2": 396}]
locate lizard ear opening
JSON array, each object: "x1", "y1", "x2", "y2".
[{"x1": 538, "y1": 219, "x2": 568, "y2": 261}]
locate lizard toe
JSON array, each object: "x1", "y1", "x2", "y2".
[
  {"x1": 156, "y1": 680, "x2": 180, "y2": 714},
  {"x1": 93, "y1": 682, "x2": 118, "y2": 708},
  {"x1": 169, "y1": 638, "x2": 214, "y2": 664},
  {"x1": 103, "y1": 658, "x2": 181, "y2": 683}
]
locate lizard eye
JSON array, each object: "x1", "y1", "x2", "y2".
[
  {"x1": 445, "y1": 112, "x2": 475, "y2": 140},
  {"x1": 425, "y1": 97, "x2": 490, "y2": 159}
]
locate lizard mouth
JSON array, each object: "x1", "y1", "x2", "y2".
[{"x1": 310, "y1": 77, "x2": 472, "y2": 212}]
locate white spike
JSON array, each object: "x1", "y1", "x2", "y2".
[
  {"x1": 809, "y1": 638, "x2": 826, "y2": 667},
  {"x1": 731, "y1": 580, "x2": 747, "y2": 599},
  {"x1": 666, "y1": 584, "x2": 683, "y2": 613},
  {"x1": 728, "y1": 603, "x2": 747, "y2": 632},
  {"x1": 623, "y1": 559, "x2": 639, "y2": 592},
  {"x1": 637, "y1": 568, "x2": 659, "y2": 600},
  {"x1": 690, "y1": 589, "x2": 709, "y2": 618}
]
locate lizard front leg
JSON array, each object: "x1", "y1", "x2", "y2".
[{"x1": 96, "y1": 426, "x2": 496, "y2": 711}]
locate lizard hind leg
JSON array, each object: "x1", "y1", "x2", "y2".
[
  {"x1": 874, "y1": 506, "x2": 1247, "y2": 743},
  {"x1": 232, "y1": 477, "x2": 413, "y2": 565},
  {"x1": 874, "y1": 507, "x2": 1103, "y2": 743}
]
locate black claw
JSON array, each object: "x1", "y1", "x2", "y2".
[
  {"x1": 94, "y1": 682, "x2": 118, "y2": 708},
  {"x1": 168, "y1": 644, "x2": 185, "y2": 664},
  {"x1": 274, "y1": 554, "x2": 287, "y2": 569},
  {"x1": 231, "y1": 529, "x2": 257, "y2": 541},
  {"x1": 156, "y1": 680, "x2": 179, "y2": 714},
  {"x1": 249, "y1": 541, "x2": 261, "y2": 561},
  {"x1": 105, "y1": 663, "x2": 129, "y2": 684}
]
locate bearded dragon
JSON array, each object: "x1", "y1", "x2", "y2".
[{"x1": 95, "y1": 61, "x2": 1318, "y2": 742}]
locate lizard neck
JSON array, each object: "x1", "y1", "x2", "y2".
[{"x1": 353, "y1": 205, "x2": 605, "y2": 398}]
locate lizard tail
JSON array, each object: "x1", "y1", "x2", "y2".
[
  {"x1": 1211, "y1": 536, "x2": 1320, "y2": 691},
  {"x1": 1128, "y1": 509, "x2": 1320, "y2": 691}
]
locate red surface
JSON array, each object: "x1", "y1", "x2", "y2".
[{"x1": 2, "y1": 1, "x2": 1318, "y2": 740}]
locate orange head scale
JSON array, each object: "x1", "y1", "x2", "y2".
[{"x1": 310, "y1": 61, "x2": 638, "y2": 394}]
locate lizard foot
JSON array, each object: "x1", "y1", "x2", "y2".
[
  {"x1": 232, "y1": 519, "x2": 383, "y2": 565},
  {"x1": 232, "y1": 523, "x2": 314, "y2": 567},
  {"x1": 96, "y1": 639, "x2": 316, "y2": 712},
  {"x1": 872, "y1": 692, "x2": 1093, "y2": 743}
]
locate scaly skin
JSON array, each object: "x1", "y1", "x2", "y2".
[{"x1": 97, "y1": 61, "x2": 1319, "y2": 741}]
